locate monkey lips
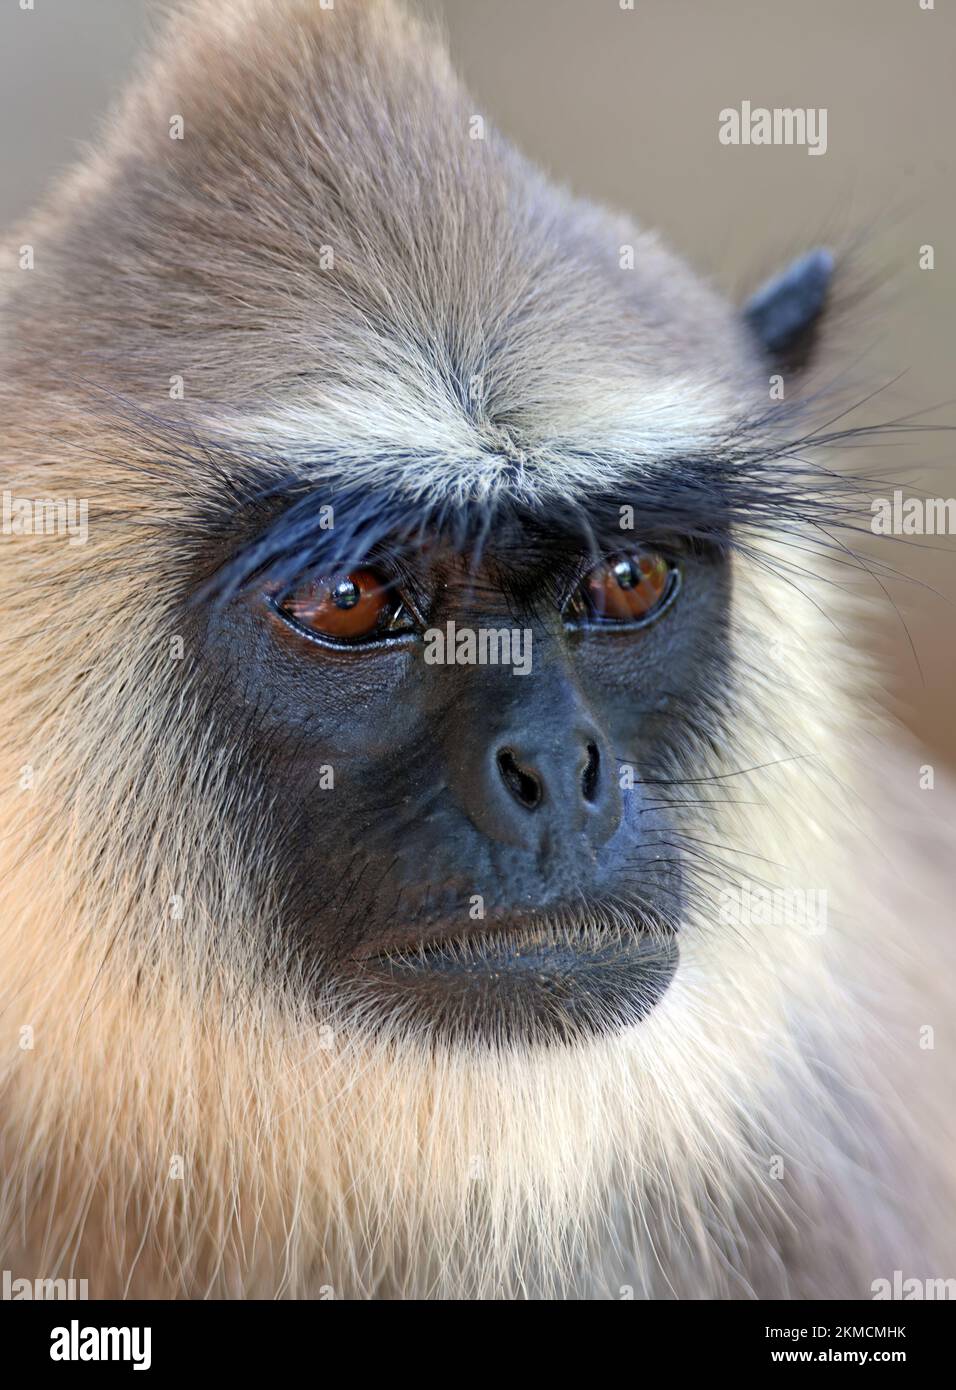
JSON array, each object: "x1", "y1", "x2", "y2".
[{"x1": 337, "y1": 908, "x2": 679, "y2": 1046}]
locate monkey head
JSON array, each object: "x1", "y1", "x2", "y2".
[
  {"x1": 4, "y1": 0, "x2": 910, "y2": 1301},
  {"x1": 1, "y1": 0, "x2": 841, "y2": 1048}
]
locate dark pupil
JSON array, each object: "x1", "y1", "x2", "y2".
[
  {"x1": 331, "y1": 579, "x2": 361, "y2": 609},
  {"x1": 612, "y1": 558, "x2": 638, "y2": 589}
]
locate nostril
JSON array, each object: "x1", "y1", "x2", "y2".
[
  {"x1": 496, "y1": 748, "x2": 543, "y2": 810},
  {"x1": 581, "y1": 742, "x2": 600, "y2": 803}
]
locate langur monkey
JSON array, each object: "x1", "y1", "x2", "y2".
[{"x1": 0, "y1": 0, "x2": 953, "y2": 1300}]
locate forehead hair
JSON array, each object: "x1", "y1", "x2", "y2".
[
  {"x1": 5, "y1": 0, "x2": 758, "y2": 452},
  {"x1": 68, "y1": 392, "x2": 867, "y2": 607},
  {"x1": 1, "y1": 0, "x2": 875, "y2": 601}
]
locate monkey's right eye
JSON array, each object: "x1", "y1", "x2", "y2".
[
  {"x1": 271, "y1": 568, "x2": 414, "y2": 645},
  {"x1": 565, "y1": 550, "x2": 680, "y2": 630}
]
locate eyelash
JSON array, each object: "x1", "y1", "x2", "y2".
[
  {"x1": 270, "y1": 570, "x2": 418, "y2": 649},
  {"x1": 268, "y1": 549, "x2": 682, "y2": 650},
  {"x1": 563, "y1": 560, "x2": 681, "y2": 631}
]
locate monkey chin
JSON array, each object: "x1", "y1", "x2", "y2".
[{"x1": 328, "y1": 911, "x2": 679, "y2": 1048}]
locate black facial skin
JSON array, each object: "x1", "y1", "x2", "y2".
[{"x1": 202, "y1": 515, "x2": 732, "y2": 1047}]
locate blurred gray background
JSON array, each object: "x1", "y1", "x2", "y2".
[{"x1": 2, "y1": 0, "x2": 953, "y2": 763}]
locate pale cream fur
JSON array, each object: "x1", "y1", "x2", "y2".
[{"x1": 0, "y1": 0, "x2": 952, "y2": 1298}]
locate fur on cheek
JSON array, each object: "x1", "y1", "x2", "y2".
[
  {"x1": 0, "y1": 498, "x2": 948, "y2": 1299},
  {"x1": 0, "y1": 918, "x2": 821, "y2": 1298},
  {"x1": 0, "y1": 604, "x2": 854, "y2": 1302}
]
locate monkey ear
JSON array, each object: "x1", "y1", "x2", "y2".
[{"x1": 743, "y1": 248, "x2": 835, "y2": 371}]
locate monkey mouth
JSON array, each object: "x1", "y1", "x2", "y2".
[{"x1": 339, "y1": 908, "x2": 679, "y2": 1046}]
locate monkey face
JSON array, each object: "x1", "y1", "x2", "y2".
[
  {"x1": 200, "y1": 506, "x2": 733, "y2": 1046},
  {"x1": 0, "y1": 0, "x2": 839, "y2": 1071},
  {"x1": 16, "y1": 0, "x2": 950, "y2": 1307}
]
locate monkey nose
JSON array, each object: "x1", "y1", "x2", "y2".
[
  {"x1": 491, "y1": 732, "x2": 620, "y2": 845},
  {"x1": 495, "y1": 748, "x2": 545, "y2": 809}
]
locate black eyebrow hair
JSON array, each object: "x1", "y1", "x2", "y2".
[
  {"x1": 73, "y1": 385, "x2": 916, "y2": 604},
  {"x1": 200, "y1": 471, "x2": 480, "y2": 602},
  {"x1": 195, "y1": 436, "x2": 879, "y2": 607}
]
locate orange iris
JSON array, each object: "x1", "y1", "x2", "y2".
[
  {"x1": 585, "y1": 552, "x2": 671, "y2": 622},
  {"x1": 281, "y1": 568, "x2": 391, "y2": 641}
]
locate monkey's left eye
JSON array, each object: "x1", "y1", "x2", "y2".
[
  {"x1": 565, "y1": 551, "x2": 680, "y2": 629},
  {"x1": 272, "y1": 568, "x2": 414, "y2": 645}
]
